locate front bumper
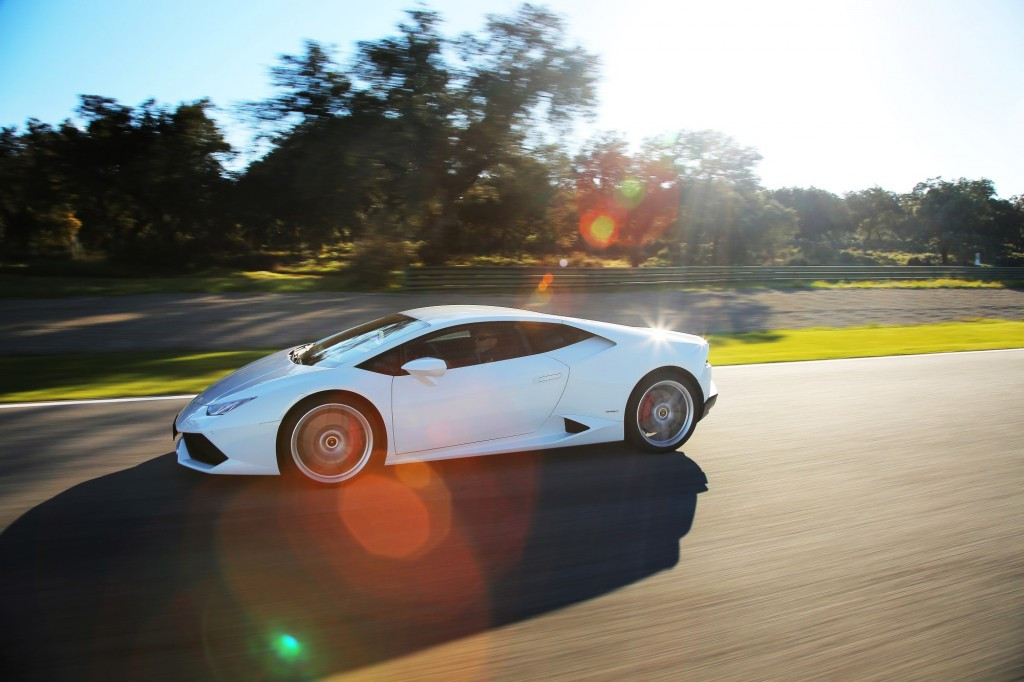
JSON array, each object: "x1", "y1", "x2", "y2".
[
  {"x1": 173, "y1": 411, "x2": 283, "y2": 476},
  {"x1": 175, "y1": 431, "x2": 281, "y2": 475},
  {"x1": 701, "y1": 379, "x2": 718, "y2": 420}
]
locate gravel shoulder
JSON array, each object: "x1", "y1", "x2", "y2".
[{"x1": 2, "y1": 288, "x2": 1024, "y2": 355}]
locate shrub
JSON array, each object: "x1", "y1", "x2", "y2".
[{"x1": 347, "y1": 236, "x2": 413, "y2": 288}]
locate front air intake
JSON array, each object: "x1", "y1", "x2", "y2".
[{"x1": 182, "y1": 433, "x2": 229, "y2": 467}]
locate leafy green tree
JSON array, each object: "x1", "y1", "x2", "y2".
[
  {"x1": 641, "y1": 130, "x2": 763, "y2": 187},
  {"x1": 241, "y1": 4, "x2": 598, "y2": 263},
  {"x1": 844, "y1": 186, "x2": 907, "y2": 248},
  {"x1": 673, "y1": 179, "x2": 795, "y2": 265},
  {"x1": 771, "y1": 187, "x2": 852, "y2": 247},
  {"x1": 1001, "y1": 195, "x2": 1024, "y2": 257},
  {"x1": 570, "y1": 133, "x2": 687, "y2": 264},
  {"x1": 631, "y1": 130, "x2": 791, "y2": 265},
  {"x1": 456, "y1": 153, "x2": 556, "y2": 253},
  {"x1": 0, "y1": 119, "x2": 81, "y2": 258},
  {"x1": 909, "y1": 177, "x2": 1002, "y2": 264},
  {"x1": 243, "y1": 40, "x2": 351, "y2": 137},
  {"x1": 60, "y1": 96, "x2": 232, "y2": 266}
]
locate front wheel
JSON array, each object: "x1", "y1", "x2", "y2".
[
  {"x1": 625, "y1": 372, "x2": 700, "y2": 453},
  {"x1": 282, "y1": 396, "x2": 382, "y2": 484}
]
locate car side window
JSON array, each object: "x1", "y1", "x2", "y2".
[
  {"x1": 520, "y1": 322, "x2": 594, "y2": 353},
  {"x1": 405, "y1": 322, "x2": 531, "y2": 369},
  {"x1": 357, "y1": 346, "x2": 404, "y2": 376},
  {"x1": 405, "y1": 328, "x2": 475, "y2": 368},
  {"x1": 359, "y1": 321, "x2": 590, "y2": 376}
]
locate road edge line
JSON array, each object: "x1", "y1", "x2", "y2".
[{"x1": 0, "y1": 394, "x2": 197, "y2": 409}]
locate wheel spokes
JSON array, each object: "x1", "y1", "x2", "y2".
[
  {"x1": 292, "y1": 404, "x2": 373, "y2": 482},
  {"x1": 636, "y1": 380, "x2": 693, "y2": 447}
]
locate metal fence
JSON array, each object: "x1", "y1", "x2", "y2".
[{"x1": 403, "y1": 265, "x2": 1024, "y2": 290}]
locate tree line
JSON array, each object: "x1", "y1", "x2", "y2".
[{"x1": 2, "y1": 4, "x2": 1022, "y2": 277}]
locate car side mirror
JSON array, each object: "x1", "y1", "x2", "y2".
[{"x1": 401, "y1": 357, "x2": 447, "y2": 378}]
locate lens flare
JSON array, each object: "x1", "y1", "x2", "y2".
[
  {"x1": 273, "y1": 633, "x2": 302, "y2": 661},
  {"x1": 615, "y1": 177, "x2": 646, "y2": 209},
  {"x1": 579, "y1": 210, "x2": 619, "y2": 248},
  {"x1": 537, "y1": 272, "x2": 554, "y2": 293},
  {"x1": 395, "y1": 460, "x2": 432, "y2": 489},
  {"x1": 591, "y1": 216, "x2": 615, "y2": 243},
  {"x1": 340, "y1": 474, "x2": 435, "y2": 559}
]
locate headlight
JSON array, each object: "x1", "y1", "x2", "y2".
[{"x1": 206, "y1": 397, "x2": 256, "y2": 416}]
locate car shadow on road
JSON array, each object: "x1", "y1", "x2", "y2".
[{"x1": 0, "y1": 443, "x2": 707, "y2": 681}]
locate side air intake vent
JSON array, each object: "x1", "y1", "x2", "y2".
[{"x1": 564, "y1": 418, "x2": 590, "y2": 434}]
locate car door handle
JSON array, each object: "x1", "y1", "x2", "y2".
[{"x1": 534, "y1": 373, "x2": 562, "y2": 383}]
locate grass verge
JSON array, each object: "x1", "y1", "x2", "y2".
[
  {"x1": 707, "y1": 319, "x2": 1024, "y2": 366},
  {"x1": 808, "y1": 278, "x2": 1016, "y2": 290},
  {"x1": 2, "y1": 319, "x2": 1023, "y2": 403},
  {"x1": 0, "y1": 350, "x2": 274, "y2": 403}
]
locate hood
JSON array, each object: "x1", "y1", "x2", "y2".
[{"x1": 178, "y1": 348, "x2": 314, "y2": 421}]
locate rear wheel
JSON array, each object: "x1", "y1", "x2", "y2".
[
  {"x1": 282, "y1": 396, "x2": 382, "y2": 484},
  {"x1": 625, "y1": 372, "x2": 700, "y2": 453}
]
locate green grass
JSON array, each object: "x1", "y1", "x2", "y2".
[
  {"x1": 2, "y1": 319, "x2": 1023, "y2": 403},
  {"x1": 808, "y1": 278, "x2": 1015, "y2": 290},
  {"x1": 0, "y1": 350, "x2": 274, "y2": 402},
  {"x1": 708, "y1": 319, "x2": 1024, "y2": 366}
]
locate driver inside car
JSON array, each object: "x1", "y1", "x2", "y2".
[{"x1": 473, "y1": 327, "x2": 501, "y2": 363}]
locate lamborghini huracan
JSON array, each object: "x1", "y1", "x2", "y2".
[{"x1": 174, "y1": 305, "x2": 717, "y2": 484}]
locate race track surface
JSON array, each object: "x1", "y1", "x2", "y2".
[
  {"x1": 3, "y1": 287, "x2": 1024, "y2": 354},
  {"x1": 1, "y1": 350, "x2": 1022, "y2": 680}
]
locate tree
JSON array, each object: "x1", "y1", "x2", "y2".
[
  {"x1": 243, "y1": 40, "x2": 351, "y2": 137},
  {"x1": 241, "y1": 4, "x2": 599, "y2": 263},
  {"x1": 456, "y1": 152, "x2": 556, "y2": 253},
  {"x1": 641, "y1": 130, "x2": 763, "y2": 187},
  {"x1": 61, "y1": 96, "x2": 232, "y2": 265},
  {"x1": 771, "y1": 187, "x2": 852, "y2": 246},
  {"x1": 844, "y1": 186, "x2": 907, "y2": 248},
  {"x1": 568, "y1": 133, "x2": 690, "y2": 264},
  {"x1": 628, "y1": 130, "x2": 791, "y2": 265},
  {"x1": 997, "y1": 195, "x2": 1024, "y2": 258},
  {"x1": 0, "y1": 119, "x2": 81, "y2": 258},
  {"x1": 909, "y1": 178, "x2": 1001, "y2": 264}
]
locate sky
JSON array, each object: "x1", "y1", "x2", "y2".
[{"x1": 2, "y1": 0, "x2": 1023, "y2": 197}]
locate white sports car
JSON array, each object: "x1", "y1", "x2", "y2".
[{"x1": 174, "y1": 305, "x2": 717, "y2": 484}]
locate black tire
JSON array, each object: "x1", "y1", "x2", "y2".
[
  {"x1": 625, "y1": 370, "x2": 701, "y2": 453},
  {"x1": 278, "y1": 393, "x2": 385, "y2": 484}
]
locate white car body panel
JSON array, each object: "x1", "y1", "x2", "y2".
[
  {"x1": 173, "y1": 305, "x2": 717, "y2": 478},
  {"x1": 392, "y1": 354, "x2": 569, "y2": 454}
]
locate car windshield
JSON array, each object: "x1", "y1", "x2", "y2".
[{"x1": 297, "y1": 314, "x2": 428, "y2": 368}]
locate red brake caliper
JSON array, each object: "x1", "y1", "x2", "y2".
[
  {"x1": 639, "y1": 394, "x2": 654, "y2": 423},
  {"x1": 346, "y1": 416, "x2": 361, "y2": 463}
]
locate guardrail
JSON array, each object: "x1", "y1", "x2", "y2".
[{"x1": 403, "y1": 265, "x2": 1024, "y2": 290}]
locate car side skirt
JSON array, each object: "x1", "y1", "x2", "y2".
[{"x1": 385, "y1": 414, "x2": 623, "y2": 465}]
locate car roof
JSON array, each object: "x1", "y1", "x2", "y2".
[{"x1": 402, "y1": 305, "x2": 562, "y2": 326}]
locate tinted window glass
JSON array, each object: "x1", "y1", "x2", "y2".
[
  {"x1": 357, "y1": 347, "x2": 404, "y2": 376},
  {"x1": 520, "y1": 322, "x2": 593, "y2": 353},
  {"x1": 404, "y1": 322, "x2": 530, "y2": 369},
  {"x1": 299, "y1": 314, "x2": 428, "y2": 368}
]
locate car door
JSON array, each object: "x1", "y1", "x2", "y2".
[{"x1": 391, "y1": 322, "x2": 569, "y2": 454}]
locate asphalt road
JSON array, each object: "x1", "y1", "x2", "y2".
[
  {"x1": 4, "y1": 288, "x2": 1024, "y2": 354},
  {"x1": 1, "y1": 351, "x2": 1022, "y2": 680}
]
